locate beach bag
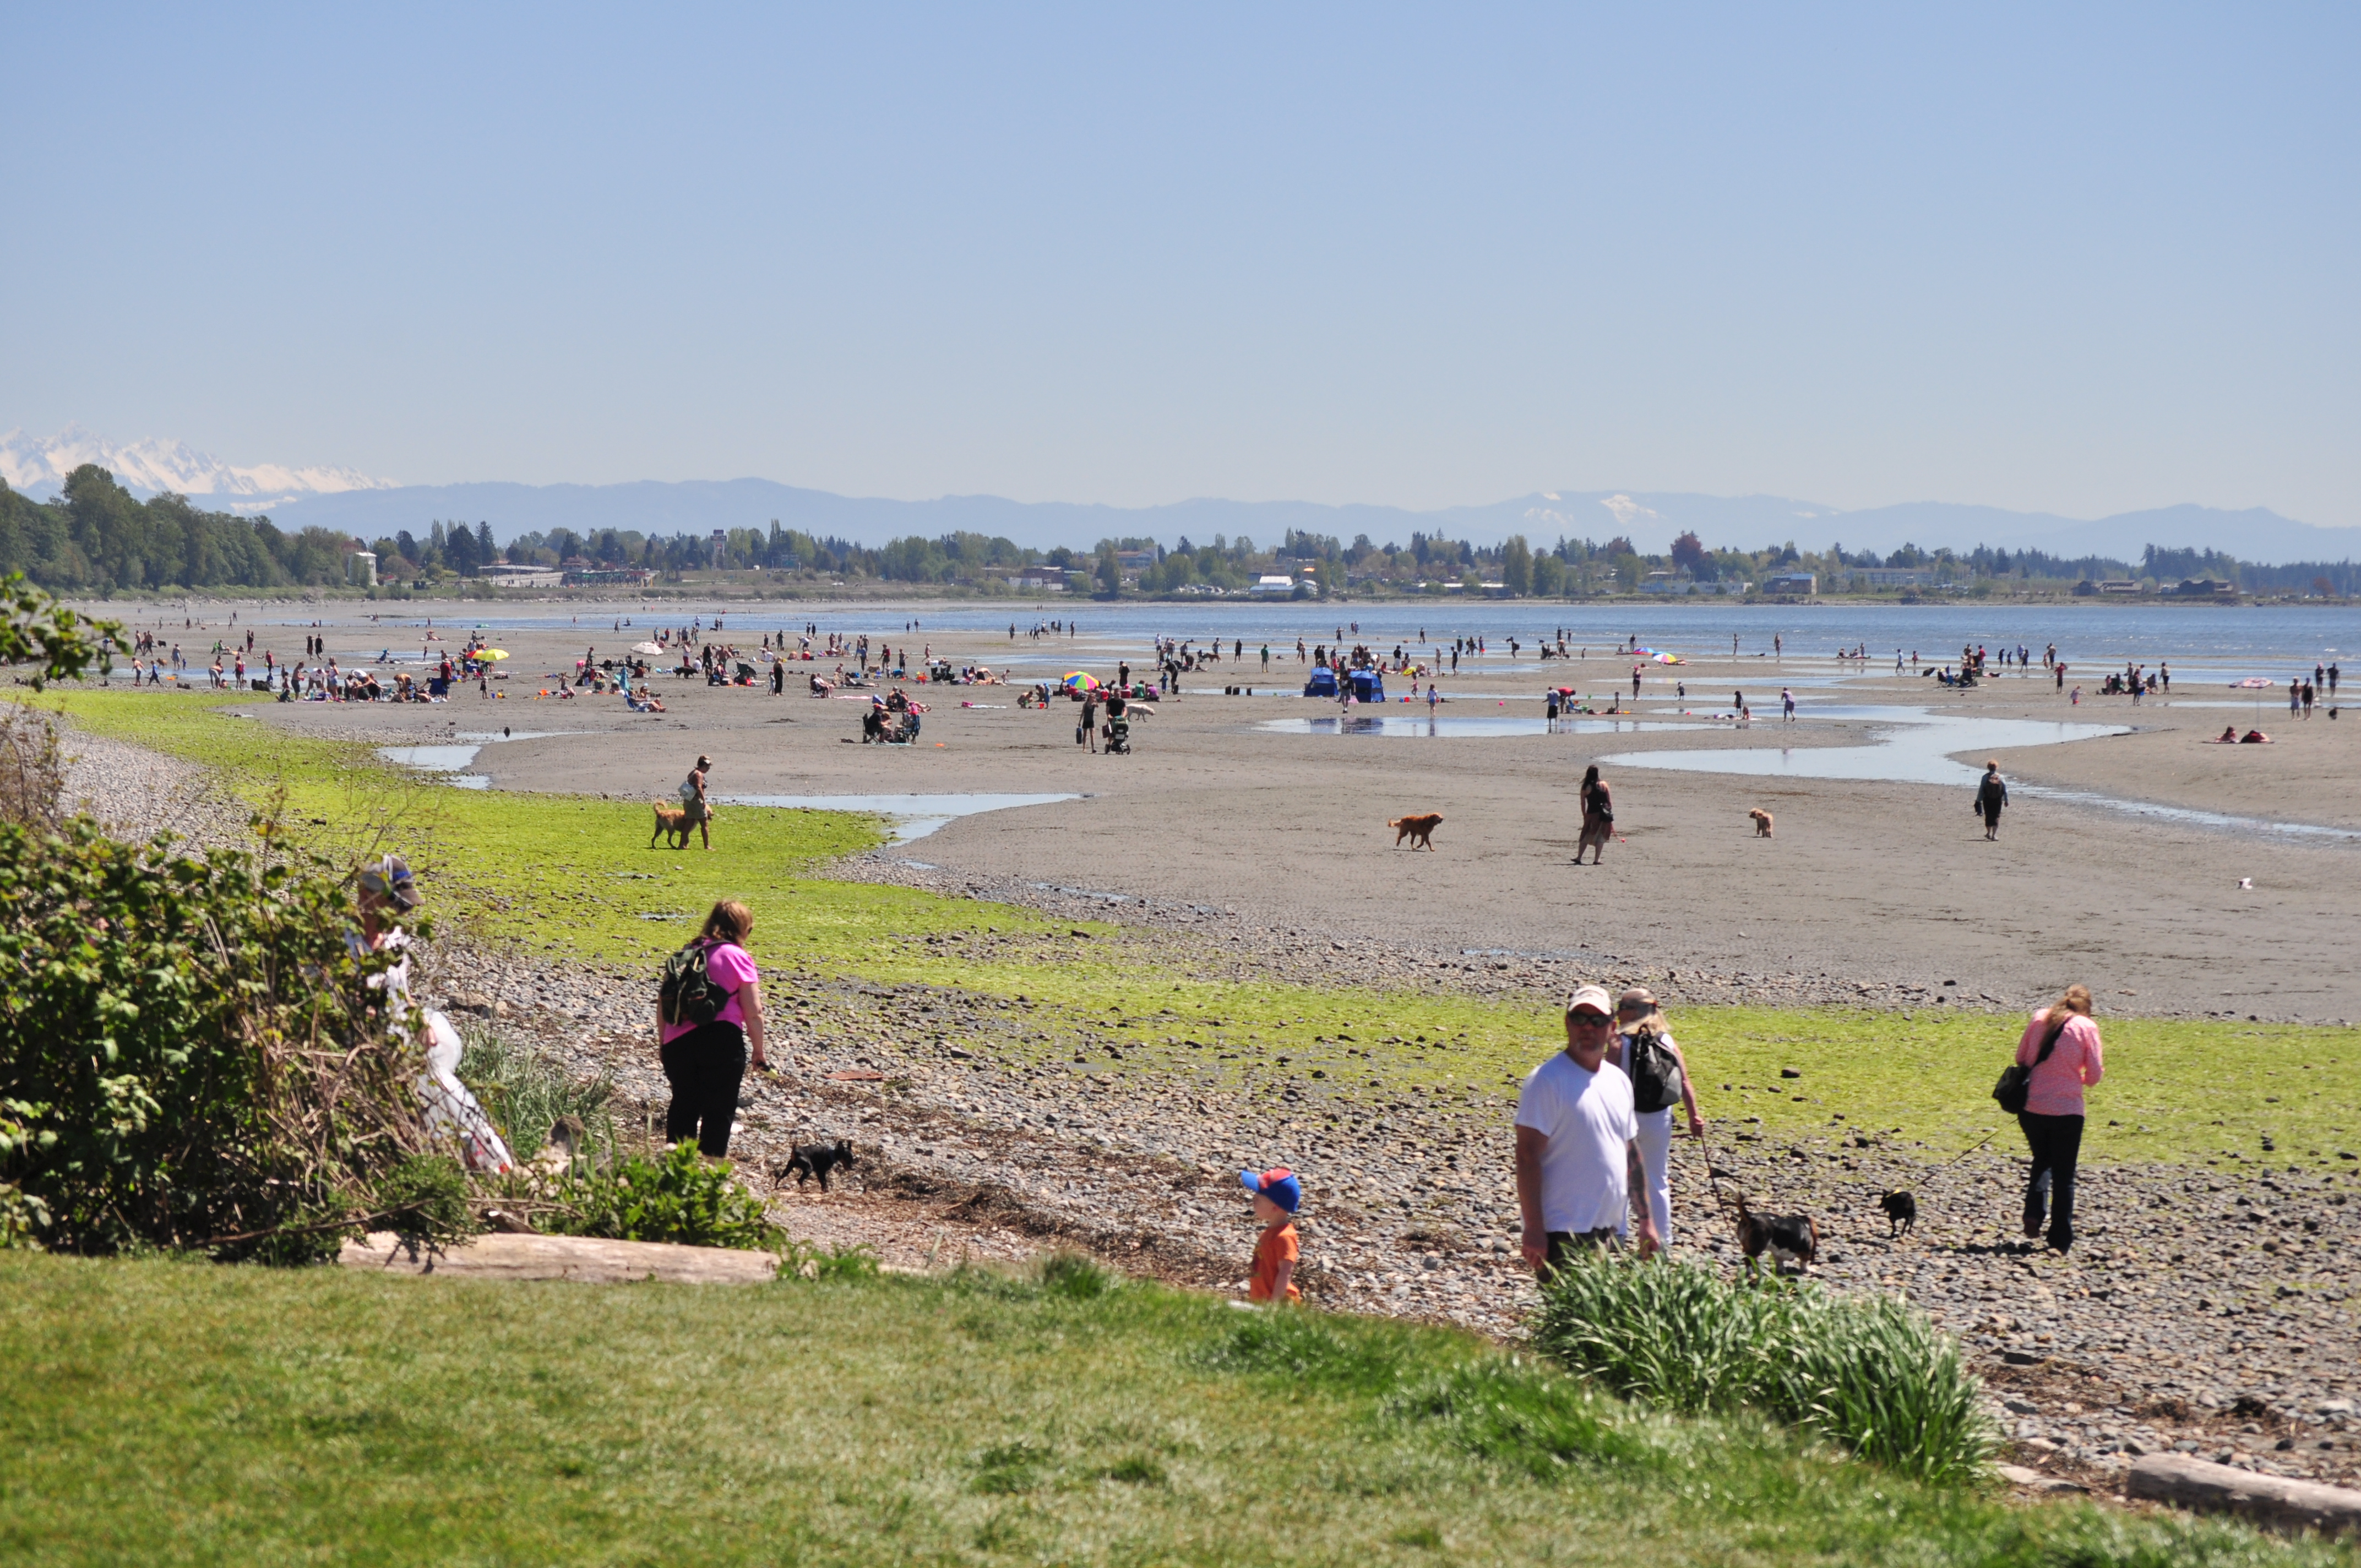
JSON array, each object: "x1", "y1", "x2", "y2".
[
  {"x1": 678, "y1": 774, "x2": 700, "y2": 804},
  {"x1": 1624, "y1": 1027, "x2": 1682, "y2": 1114},
  {"x1": 1993, "y1": 1012, "x2": 2070, "y2": 1115},
  {"x1": 660, "y1": 939, "x2": 726, "y2": 1029}
]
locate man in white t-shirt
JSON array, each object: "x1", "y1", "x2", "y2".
[{"x1": 1515, "y1": 983, "x2": 1658, "y2": 1275}]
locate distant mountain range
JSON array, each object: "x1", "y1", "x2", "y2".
[
  {"x1": 0, "y1": 425, "x2": 395, "y2": 511},
  {"x1": 7, "y1": 427, "x2": 2357, "y2": 566}
]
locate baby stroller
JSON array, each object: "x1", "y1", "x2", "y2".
[{"x1": 1105, "y1": 715, "x2": 1132, "y2": 755}]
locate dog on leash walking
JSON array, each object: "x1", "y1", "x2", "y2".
[
  {"x1": 1748, "y1": 808, "x2": 1775, "y2": 838},
  {"x1": 1878, "y1": 1189, "x2": 1918, "y2": 1239},
  {"x1": 1734, "y1": 1194, "x2": 1818, "y2": 1274},
  {"x1": 1389, "y1": 813, "x2": 1443, "y2": 850}
]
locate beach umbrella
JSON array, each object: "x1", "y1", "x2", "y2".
[
  {"x1": 631, "y1": 640, "x2": 665, "y2": 656},
  {"x1": 480, "y1": 649, "x2": 509, "y2": 661},
  {"x1": 2229, "y1": 676, "x2": 2276, "y2": 723},
  {"x1": 1060, "y1": 671, "x2": 1100, "y2": 690},
  {"x1": 1650, "y1": 651, "x2": 1685, "y2": 665}
]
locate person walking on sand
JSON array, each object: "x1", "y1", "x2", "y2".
[
  {"x1": 1607, "y1": 988, "x2": 1705, "y2": 1251},
  {"x1": 1976, "y1": 760, "x2": 2008, "y2": 840},
  {"x1": 1516, "y1": 984, "x2": 1660, "y2": 1276},
  {"x1": 680, "y1": 755, "x2": 715, "y2": 850},
  {"x1": 1575, "y1": 765, "x2": 1613, "y2": 864},
  {"x1": 2012, "y1": 985, "x2": 2103, "y2": 1252}
]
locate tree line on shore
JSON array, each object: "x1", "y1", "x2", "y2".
[{"x1": 5, "y1": 465, "x2": 2345, "y2": 598}]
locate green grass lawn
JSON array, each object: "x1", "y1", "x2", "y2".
[
  {"x1": 28, "y1": 688, "x2": 2361, "y2": 1176},
  {"x1": 0, "y1": 1251, "x2": 2340, "y2": 1568}
]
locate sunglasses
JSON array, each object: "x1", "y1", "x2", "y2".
[{"x1": 1569, "y1": 1011, "x2": 1613, "y2": 1024}]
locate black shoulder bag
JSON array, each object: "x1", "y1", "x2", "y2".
[{"x1": 1993, "y1": 1012, "x2": 2070, "y2": 1115}]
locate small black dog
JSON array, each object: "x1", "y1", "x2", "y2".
[
  {"x1": 1879, "y1": 1189, "x2": 1918, "y2": 1239},
  {"x1": 777, "y1": 1139, "x2": 855, "y2": 1191},
  {"x1": 1734, "y1": 1194, "x2": 1819, "y2": 1275}
]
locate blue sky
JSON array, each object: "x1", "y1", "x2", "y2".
[{"x1": 4, "y1": 4, "x2": 2355, "y2": 521}]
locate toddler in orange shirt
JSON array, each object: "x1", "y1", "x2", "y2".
[{"x1": 1241, "y1": 1167, "x2": 1302, "y2": 1303}]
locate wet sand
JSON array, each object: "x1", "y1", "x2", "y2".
[{"x1": 175, "y1": 605, "x2": 2361, "y2": 1020}]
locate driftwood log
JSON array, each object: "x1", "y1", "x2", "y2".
[
  {"x1": 339, "y1": 1231, "x2": 780, "y2": 1284},
  {"x1": 2127, "y1": 1453, "x2": 2361, "y2": 1537}
]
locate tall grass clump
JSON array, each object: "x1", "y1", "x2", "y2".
[
  {"x1": 453, "y1": 1026, "x2": 613, "y2": 1158},
  {"x1": 1535, "y1": 1251, "x2": 1996, "y2": 1484}
]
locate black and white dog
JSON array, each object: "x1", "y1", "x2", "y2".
[{"x1": 1734, "y1": 1194, "x2": 1819, "y2": 1275}]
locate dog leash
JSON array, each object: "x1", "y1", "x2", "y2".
[
  {"x1": 1688, "y1": 1126, "x2": 1745, "y2": 1223},
  {"x1": 1926, "y1": 1129, "x2": 1998, "y2": 1172}
]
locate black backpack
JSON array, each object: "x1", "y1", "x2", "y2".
[
  {"x1": 1993, "y1": 1012, "x2": 2070, "y2": 1114},
  {"x1": 1624, "y1": 1027, "x2": 1682, "y2": 1114},
  {"x1": 659, "y1": 939, "x2": 726, "y2": 1029}
]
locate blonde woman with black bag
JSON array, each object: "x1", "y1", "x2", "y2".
[{"x1": 1998, "y1": 984, "x2": 2104, "y2": 1253}]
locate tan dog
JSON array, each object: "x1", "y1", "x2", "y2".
[
  {"x1": 651, "y1": 802, "x2": 690, "y2": 848},
  {"x1": 1749, "y1": 808, "x2": 1774, "y2": 838},
  {"x1": 1389, "y1": 813, "x2": 1443, "y2": 850}
]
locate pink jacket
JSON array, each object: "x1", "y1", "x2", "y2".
[{"x1": 2015, "y1": 1009, "x2": 2103, "y2": 1117}]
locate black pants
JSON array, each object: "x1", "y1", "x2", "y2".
[
  {"x1": 1541, "y1": 1227, "x2": 1620, "y2": 1281},
  {"x1": 2019, "y1": 1112, "x2": 2083, "y2": 1250},
  {"x1": 661, "y1": 1021, "x2": 747, "y2": 1158}
]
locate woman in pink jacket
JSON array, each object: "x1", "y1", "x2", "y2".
[{"x1": 2015, "y1": 984, "x2": 2104, "y2": 1252}]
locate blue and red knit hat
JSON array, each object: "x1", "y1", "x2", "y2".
[{"x1": 1241, "y1": 1167, "x2": 1301, "y2": 1213}]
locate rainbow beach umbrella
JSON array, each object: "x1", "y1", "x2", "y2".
[{"x1": 1059, "y1": 671, "x2": 1101, "y2": 691}]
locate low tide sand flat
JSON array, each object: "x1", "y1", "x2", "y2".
[{"x1": 220, "y1": 602, "x2": 2361, "y2": 1020}]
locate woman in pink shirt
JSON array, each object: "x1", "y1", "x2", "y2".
[
  {"x1": 2014, "y1": 983, "x2": 2104, "y2": 1253},
  {"x1": 656, "y1": 900, "x2": 769, "y2": 1157}
]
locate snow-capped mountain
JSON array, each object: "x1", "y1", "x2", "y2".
[{"x1": 0, "y1": 425, "x2": 396, "y2": 513}]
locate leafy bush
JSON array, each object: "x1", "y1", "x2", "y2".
[
  {"x1": 1534, "y1": 1251, "x2": 1996, "y2": 1484},
  {"x1": 0, "y1": 819, "x2": 471, "y2": 1260},
  {"x1": 453, "y1": 1027, "x2": 612, "y2": 1158},
  {"x1": 545, "y1": 1140, "x2": 777, "y2": 1250}
]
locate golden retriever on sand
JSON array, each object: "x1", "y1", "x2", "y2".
[
  {"x1": 1749, "y1": 808, "x2": 1774, "y2": 837},
  {"x1": 1389, "y1": 813, "x2": 1443, "y2": 850}
]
